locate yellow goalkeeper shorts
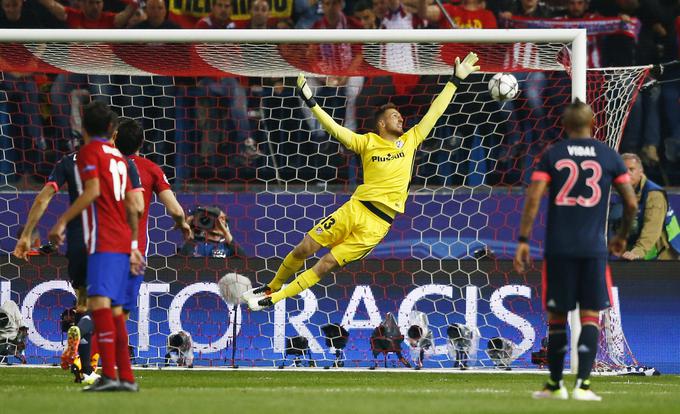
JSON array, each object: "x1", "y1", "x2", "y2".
[{"x1": 308, "y1": 198, "x2": 392, "y2": 266}]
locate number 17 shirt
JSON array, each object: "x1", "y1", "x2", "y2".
[
  {"x1": 77, "y1": 139, "x2": 139, "y2": 255},
  {"x1": 531, "y1": 138, "x2": 630, "y2": 258}
]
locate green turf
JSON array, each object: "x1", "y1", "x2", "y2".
[{"x1": 2, "y1": 368, "x2": 679, "y2": 414}]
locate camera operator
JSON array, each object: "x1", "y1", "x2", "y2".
[
  {"x1": 0, "y1": 300, "x2": 28, "y2": 364},
  {"x1": 179, "y1": 206, "x2": 246, "y2": 258}
]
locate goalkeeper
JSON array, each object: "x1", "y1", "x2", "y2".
[{"x1": 244, "y1": 52, "x2": 480, "y2": 311}]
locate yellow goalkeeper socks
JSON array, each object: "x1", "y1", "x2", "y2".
[
  {"x1": 270, "y1": 269, "x2": 321, "y2": 304},
  {"x1": 268, "y1": 253, "x2": 305, "y2": 292}
]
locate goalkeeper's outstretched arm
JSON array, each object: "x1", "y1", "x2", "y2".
[
  {"x1": 297, "y1": 74, "x2": 362, "y2": 152},
  {"x1": 413, "y1": 52, "x2": 480, "y2": 140}
]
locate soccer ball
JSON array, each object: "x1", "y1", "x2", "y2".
[
  {"x1": 488, "y1": 73, "x2": 519, "y2": 102},
  {"x1": 218, "y1": 272, "x2": 252, "y2": 305}
]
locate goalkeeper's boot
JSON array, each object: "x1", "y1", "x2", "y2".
[
  {"x1": 241, "y1": 285, "x2": 271, "y2": 303},
  {"x1": 531, "y1": 380, "x2": 568, "y2": 400},
  {"x1": 247, "y1": 295, "x2": 274, "y2": 311},
  {"x1": 82, "y1": 375, "x2": 120, "y2": 392},
  {"x1": 572, "y1": 379, "x2": 602, "y2": 401},
  {"x1": 61, "y1": 325, "x2": 81, "y2": 370}
]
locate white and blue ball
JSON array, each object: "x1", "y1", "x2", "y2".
[{"x1": 488, "y1": 73, "x2": 519, "y2": 102}]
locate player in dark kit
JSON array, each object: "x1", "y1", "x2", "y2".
[
  {"x1": 514, "y1": 99, "x2": 638, "y2": 401},
  {"x1": 49, "y1": 101, "x2": 145, "y2": 392},
  {"x1": 114, "y1": 118, "x2": 192, "y2": 319}
]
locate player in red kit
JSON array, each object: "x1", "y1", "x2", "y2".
[
  {"x1": 114, "y1": 118, "x2": 192, "y2": 318},
  {"x1": 49, "y1": 102, "x2": 144, "y2": 392}
]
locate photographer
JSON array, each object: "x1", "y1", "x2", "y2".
[
  {"x1": 179, "y1": 206, "x2": 246, "y2": 258},
  {"x1": 0, "y1": 300, "x2": 28, "y2": 364}
]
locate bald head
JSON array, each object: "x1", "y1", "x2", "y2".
[{"x1": 562, "y1": 99, "x2": 594, "y2": 138}]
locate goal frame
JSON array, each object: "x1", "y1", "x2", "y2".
[{"x1": 0, "y1": 28, "x2": 589, "y2": 371}]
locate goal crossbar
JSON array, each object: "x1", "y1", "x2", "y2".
[{"x1": 0, "y1": 28, "x2": 587, "y2": 44}]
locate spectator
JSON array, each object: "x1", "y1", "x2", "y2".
[
  {"x1": 38, "y1": 0, "x2": 137, "y2": 29},
  {"x1": 590, "y1": 0, "x2": 667, "y2": 165},
  {"x1": 179, "y1": 206, "x2": 246, "y2": 258},
  {"x1": 40, "y1": 0, "x2": 138, "y2": 149},
  {"x1": 0, "y1": 0, "x2": 46, "y2": 183},
  {"x1": 166, "y1": 0, "x2": 211, "y2": 28},
  {"x1": 418, "y1": 0, "x2": 498, "y2": 28},
  {"x1": 373, "y1": 0, "x2": 389, "y2": 21},
  {"x1": 195, "y1": 0, "x2": 235, "y2": 28},
  {"x1": 299, "y1": 0, "x2": 364, "y2": 181},
  {"x1": 294, "y1": 0, "x2": 322, "y2": 28},
  {"x1": 247, "y1": 0, "x2": 271, "y2": 29},
  {"x1": 620, "y1": 153, "x2": 680, "y2": 260},
  {"x1": 553, "y1": 0, "x2": 602, "y2": 68},
  {"x1": 498, "y1": 0, "x2": 553, "y2": 19},
  {"x1": 194, "y1": 0, "x2": 252, "y2": 173},
  {"x1": 132, "y1": 0, "x2": 180, "y2": 29},
  {"x1": 355, "y1": 0, "x2": 380, "y2": 28}
]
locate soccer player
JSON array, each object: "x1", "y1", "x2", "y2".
[
  {"x1": 513, "y1": 99, "x2": 638, "y2": 401},
  {"x1": 48, "y1": 101, "x2": 144, "y2": 392},
  {"x1": 13, "y1": 135, "x2": 143, "y2": 384},
  {"x1": 114, "y1": 118, "x2": 192, "y2": 319},
  {"x1": 243, "y1": 52, "x2": 480, "y2": 310}
]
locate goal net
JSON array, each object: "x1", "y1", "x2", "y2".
[{"x1": 0, "y1": 29, "x2": 649, "y2": 369}]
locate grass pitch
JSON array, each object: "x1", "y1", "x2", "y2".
[{"x1": 2, "y1": 367, "x2": 679, "y2": 414}]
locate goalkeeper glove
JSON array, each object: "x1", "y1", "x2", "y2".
[
  {"x1": 297, "y1": 73, "x2": 317, "y2": 108},
  {"x1": 451, "y1": 52, "x2": 481, "y2": 87}
]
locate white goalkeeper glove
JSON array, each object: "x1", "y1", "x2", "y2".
[
  {"x1": 297, "y1": 73, "x2": 317, "y2": 108},
  {"x1": 451, "y1": 52, "x2": 481, "y2": 87}
]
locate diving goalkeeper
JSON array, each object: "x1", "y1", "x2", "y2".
[{"x1": 244, "y1": 52, "x2": 480, "y2": 311}]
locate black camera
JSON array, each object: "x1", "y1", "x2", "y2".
[
  {"x1": 39, "y1": 242, "x2": 58, "y2": 255},
  {"x1": 191, "y1": 206, "x2": 224, "y2": 241}
]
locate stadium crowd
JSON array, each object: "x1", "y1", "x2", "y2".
[{"x1": 1, "y1": 0, "x2": 680, "y2": 187}]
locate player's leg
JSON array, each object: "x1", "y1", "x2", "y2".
[
  {"x1": 65, "y1": 253, "x2": 92, "y2": 379},
  {"x1": 83, "y1": 253, "x2": 130, "y2": 391},
  {"x1": 265, "y1": 199, "x2": 391, "y2": 307},
  {"x1": 571, "y1": 258, "x2": 610, "y2": 402},
  {"x1": 113, "y1": 305, "x2": 138, "y2": 392},
  {"x1": 86, "y1": 294, "x2": 118, "y2": 391},
  {"x1": 112, "y1": 271, "x2": 144, "y2": 390},
  {"x1": 111, "y1": 257, "x2": 137, "y2": 391},
  {"x1": 267, "y1": 251, "x2": 339, "y2": 305},
  {"x1": 246, "y1": 202, "x2": 353, "y2": 306},
  {"x1": 532, "y1": 257, "x2": 573, "y2": 400},
  {"x1": 267, "y1": 235, "x2": 322, "y2": 293}
]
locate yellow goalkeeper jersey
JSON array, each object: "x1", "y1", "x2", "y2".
[{"x1": 311, "y1": 81, "x2": 457, "y2": 216}]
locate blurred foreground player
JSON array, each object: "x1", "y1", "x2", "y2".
[
  {"x1": 514, "y1": 99, "x2": 638, "y2": 401},
  {"x1": 49, "y1": 102, "x2": 145, "y2": 392}
]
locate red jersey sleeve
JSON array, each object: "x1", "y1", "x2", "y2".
[
  {"x1": 152, "y1": 163, "x2": 172, "y2": 194},
  {"x1": 77, "y1": 145, "x2": 100, "y2": 182}
]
